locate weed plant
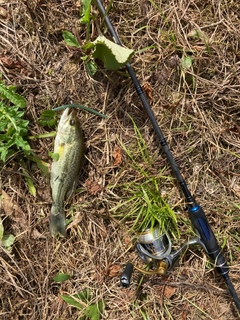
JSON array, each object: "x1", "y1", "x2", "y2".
[
  {"x1": 0, "y1": 78, "x2": 30, "y2": 162},
  {"x1": 109, "y1": 117, "x2": 180, "y2": 239}
]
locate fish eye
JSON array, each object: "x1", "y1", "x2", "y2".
[{"x1": 69, "y1": 119, "x2": 75, "y2": 126}]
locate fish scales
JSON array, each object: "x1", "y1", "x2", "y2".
[{"x1": 50, "y1": 108, "x2": 84, "y2": 237}]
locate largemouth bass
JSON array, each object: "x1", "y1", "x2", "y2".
[{"x1": 50, "y1": 108, "x2": 84, "y2": 237}]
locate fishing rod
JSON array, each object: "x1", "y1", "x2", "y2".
[{"x1": 95, "y1": 0, "x2": 240, "y2": 311}]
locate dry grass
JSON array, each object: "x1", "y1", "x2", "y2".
[{"x1": 0, "y1": 0, "x2": 240, "y2": 319}]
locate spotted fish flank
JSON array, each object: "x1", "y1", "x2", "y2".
[{"x1": 50, "y1": 108, "x2": 84, "y2": 237}]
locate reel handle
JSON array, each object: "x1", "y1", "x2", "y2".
[{"x1": 120, "y1": 262, "x2": 134, "y2": 288}]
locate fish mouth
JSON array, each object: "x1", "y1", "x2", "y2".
[{"x1": 59, "y1": 107, "x2": 75, "y2": 126}]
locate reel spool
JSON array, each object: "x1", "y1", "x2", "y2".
[
  {"x1": 120, "y1": 224, "x2": 205, "y2": 287},
  {"x1": 136, "y1": 225, "x2": 172, "y2": 264}
]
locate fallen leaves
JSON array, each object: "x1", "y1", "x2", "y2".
[
  {"x1": 0, "y1": 56, "x2": 25, "y2": 69},
  {"x1": 142, "y1": 82, "x2": 153, "y2": 104},
  {"x1": 0, "y1": 189, "x2": 47, "y2": 239},
  {"x1": 85, "y1": 179, "x2": 103, "y2": 195},
  {"x1": 31, "y1": 228, "x2": 46, "y2": 240},
  {"x1": 0, "y1": 189, "x2": 27, "y2": 228},
  {"x1": 112, "y1": 145, "x2": 122, "y2": 166},
  {"x1": 107, "y1": 264, "x2": 122, "y2": 277},
  {"x1": 164, "y1": 286, "x2": 176, "y2": 299},
  {"x1": 155, "y1": 284, "x2": 177, "y2": 306},
  {"x1": 0, "y1": 55, "x2": 32, "y2": 78}
]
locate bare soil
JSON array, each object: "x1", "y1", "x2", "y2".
[{"x1": 0, "y1": 0, "x2": 240, "y2": 319}]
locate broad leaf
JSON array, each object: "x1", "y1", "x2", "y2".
[
  {"x1": 85, "y1": 300, "x2": 104, "y2": 320},
  {"x1": 92, "y1": 35, "x2": 134, "y2": 70},
  {"x1": 2, "y1": 234, "x2": 15, "y2": 248},
  {"x1": 86, "y1": 60, "x2": 97, "y2": 76},
  {"x1": 62, "y1": 30, "x2": 80, "y2": 48},
  {"x1": 61, "y1": 295, "x2": 84, "y2": 310},
  {"x1": 38, "y1": 110, "x2": 57, "y2": 128},
  {"x1": 53, "y1": 272, "x2": 72, "y2": 283},
  {"x1": 48, "y1": 151, "x2": 59, "y2": 161},
  {"x1": 0, "y1": 84, "x2": 26, "y2": 108},
  {"x1": 80, "y1": 0, "x2": 91, "y2": 24},
  {"x1": 82, "y1": 41, "x2": 95, "y2": 51},
  {"x1": 61, "y1": 290, "x2": 91, "y2": 310},
  {"x1": 181, "y1": 55, "x2": 193, "y2": 69},
  {"x1": 24, "y1": 175, "x2": 36, "y2": 197}
]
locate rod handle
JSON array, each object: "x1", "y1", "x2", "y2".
[{"x1": 188, "y1": 205, "x2": 229, "y2": 275}]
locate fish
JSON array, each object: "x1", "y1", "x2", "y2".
[{"x1": 50, "y1": 108, "x2": 85, "y2": 237}]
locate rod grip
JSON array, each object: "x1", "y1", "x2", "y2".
[{"x1": 188, "y1": 205, "x2": 229, "y2": 275}]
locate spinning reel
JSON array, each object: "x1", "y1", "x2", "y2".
[{"x1": 120, "y1": 225, "x2": 206, "y2": 288}]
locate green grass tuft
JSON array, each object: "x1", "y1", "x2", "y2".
[{"x1": 109, "y1": 116, "x2": 179, "y2": 238}]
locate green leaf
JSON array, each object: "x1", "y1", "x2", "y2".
[
  {"x1": 63, "y1": 289, "x2": 91, "y2": 304},
  {"x1": 2, "y1": 233, "x2": 15, "y2": 248},
  {"x1": 62, "y1": 30, "x2": 80, "y2": 48},
  {"x1": 15, "y1": 136, "x2": 31, "y2": 151},
  {"x1": 27, "y1": 152, "x2": 50, "y2": 176},
  {"x1": 61, "y1": 290, "x2": 91, "y2": 310},
  {"x1": 85, "y1": 300, "x2": 104, "y2": 320},
  {"x1": 40, "y1": 110, "x2": 56, "y2": 117},
  {"x1": 65, "y1": 216, "x2": 73, "y2": 226},
  {"x1": 85, "y1": 304, "x2": 99, "y2": 320},
  {"x1": 82, "y1": 41, "x2": 95, "y2": 51},
  {"x1": 29, "y1": 131, "x2": 56, "y2": 139},
  {"x1": 61, "y1": 290, "x2": 103, "y2": 320},
  {"x1": 20, "y1": 161, "x2": 36, "y2": 197},
  {"x1": 0, "y1": 84, "x2": 26, "y2": 108},
  {"x1": 80, "y1": 0, "x2": 91, "y2": 24},
  {"x1": 0, "y1": 82, "x2": 30, "y2": 161},
  {"x1": 53, "y1": 272, "x2": 72, "y2": 283},
  {"x1": 61, "y1": 295, "x2": 84, "y2": 310},
  {"x1": 181, "y1": 55, "x2": 193, "y2": 69},
  {"x1": 92, "y1": 35, "x2": 134, "y2": 70},
  {"x1": 25, "y1": 175, "x2": 36, "y2": 197},
  {"x1": 38, "y1": 110, "x2": 57, "y2": 128},
  {"x1": 86, "y1": 60, "x2": 97, "y2": 76},
  {"x1": 74, "y1": 290, "x2": 91, "y2": 303},
  {"x1": 48, "y1": 151, "x2": 59, "y2": 161},
  {"x1": 0, "y1": 147, "x2": 8, "y2": 162},
  {"x1": 81, "y1": 55, "x2": 89, "y2": 61}
]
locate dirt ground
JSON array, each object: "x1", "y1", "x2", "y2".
[{"x1": 0, "y1": 0, "x2": 240, "y2": 319}]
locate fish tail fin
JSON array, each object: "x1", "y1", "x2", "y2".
[{"x1": 50, "y1": 205, "x2": 66, "y2": 237}]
